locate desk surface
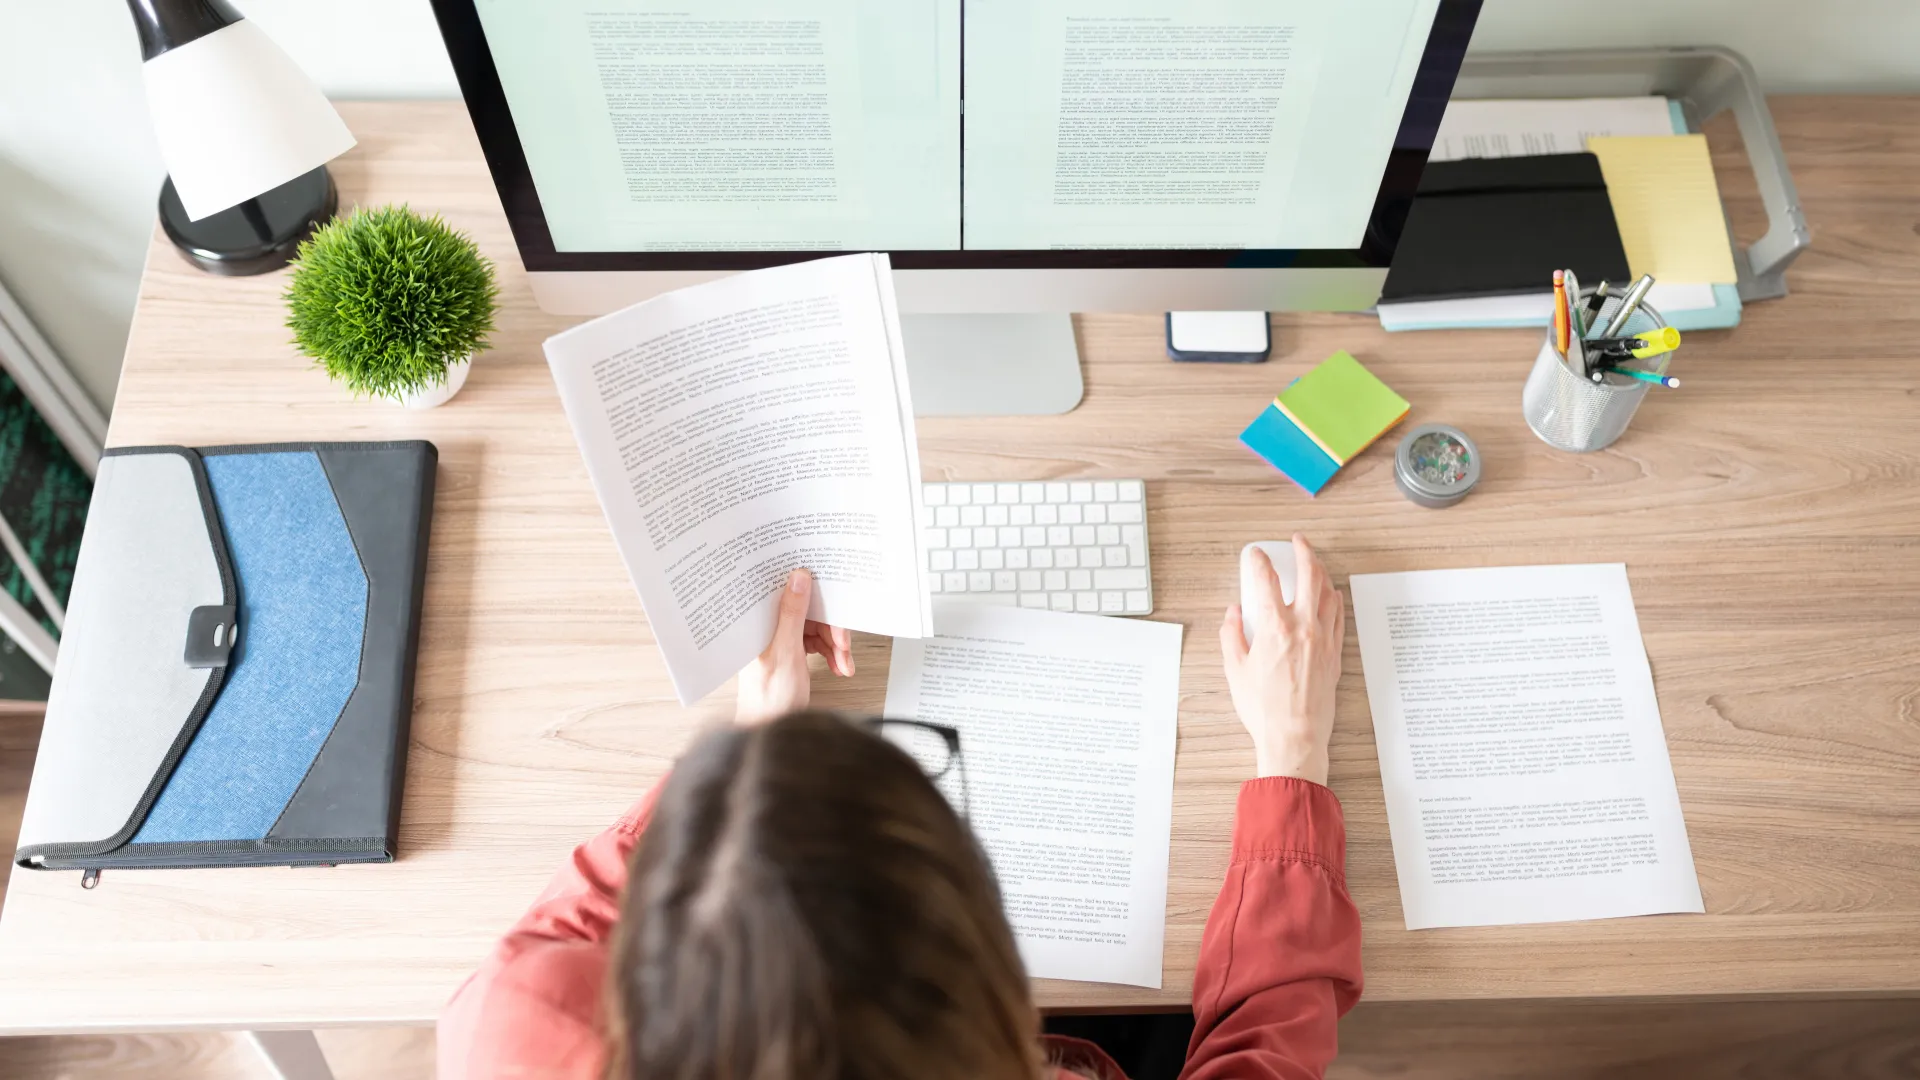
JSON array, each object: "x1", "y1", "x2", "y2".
[{"x1": 1, "y1": 98, "x2": 1917, "y2": 1034}]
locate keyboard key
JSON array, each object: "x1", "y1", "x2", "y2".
[
  {"x1": 1069, "y1": 569, "x2": 1093, "y2": 591},
  {"x1": 1119, "y1": 480, "x2": 1143, "y2": 501},
  {"x1": 1006, "y1": 548, "x2": 1029, "y2": 569},
  {"x1": 1084, "y1": 503, "x2": 1107, "y2": 524},
  {"x1": 956, "y1": 550, "x2": 979, "y2": 570},
  {"x1": 922, "y1": 527, "x2": 946, "y2": 549},
  {"x1": 1078, "y1": 547, "x2": 1103, "y2": 567},
  {"x1": 1048, "y1": 525, "x2": 1071, "y2": 546},
  {"x1": 1125, "y1": 590, "x2": 1151, "y2": 613},
  {"x1": 1060, "y1": 503, "x2": 1083, "y2": 525},
  {"x1": 923, "y1": 485, "x2": 946, "y2": 506},
  {"x1": 932, "y1": 550, "x2": 954, "y2": 571},
  {"x1": 972, "y1": 484, "x2": 995, "y2": 504},
  {"x1": 1022, "y1": 526, "x2": 1047, "y2": 547},
  {"x1": 1094, "y1": 481, "x2": 1118, "y2": 502},
  {"x1": 929, "y1": 573, "x2": 942, "y2": 592},
  {"x1": 950, "y1": 527, "x2": 972, "y2": 548},
  {"x1": 976, "y1": 528, "x2": 997, "y2": 548},
  {"x1": 980, "y1": 549, "x2": 1003, "y2": 570},
  {"x1": 968, "y1": 571, "x2": 992, "y2": 592},
  {"x1": 998, "y1": 527, "x2": 1021, "y2": 548},
  {"x1": 1044, "y1": 570, "x2": 1067, "y2": 591},
  {"x1": 985, "y1": 504, "x2": 1008, "y2": 526},
  {"x1": 949, "y1": 485, "x2": 971, "y2": 506},
  {"x1": 1094, "y1": 567, "x2": 1149, "y2": 590},
  {"x1": 996, "y1": 483, "x2": 1019, "y2": 503},
  {"x1": 1055, "y1": 548, "x2": 1078, "y2": 568},
  {"x1": 1075, "y1": 592, "x2": 1099, "y2": 612},
  {"x1": 1100, "y1": 591, "x2": 1124, "y2": 613},
  {"x1": 1009, "y1": 503, "x2": 1033, "y2": 525},
  {"x1": 1021, "y1": 482, "x2": 1044, "y2": 503},
  {"x1": 1046, "y1": 482, "x2": 1070, "y2": 502},
  {"x1": 1097, "y1": 524, "x2": 1120, "y2": 545},
  {"x1": 1031, "y1": 549, "x2": 1053, "y2": 569},
  {"x1": 994, "y1": 570, "x2": 1017, "y2": 591},
  {"x1": 1072, "y1": 524, "x2": 1096, "y2": 546},
  {"x1": 1121, "y1": 524, "x2": 1145, "y2": 542},
  {"x1": 1019, "y1": 570, "x2": 1043, "y2": 591},
  {"x1": 1035, "y1": 504, "x2": 1059, "y2": 525},
  {"x1": 1070, "y1": 482, "x2": 1093, "y2": 502},
  {"x1": 1109, "y1": 502, "x2": 1142, "y2": 524},
  {"x1": 960, "y1": 505, "x2": 984, "y2": 527},
  {"x1": 1050, "y1": 592, "x2": 1075, "y2": 611},
  {"x1": 1019, "y1": 593, "x2": 1048, "y2": 609},
  {"x1": 1104, "y1": 547, "x2": 1129, "y2": 567},
  {"x1": 943, "y1": 572, "x2": 966, "y2": 592},
  {"x1": 935, "y1": 505, "x2": 959, "y2": 527}
]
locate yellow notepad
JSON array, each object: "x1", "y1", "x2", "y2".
[
  {"x1": 1586, "y1": 134, "x2": 1739, "y2": 285},
  {"x1": 1274, "y1": 351, "x2": 1409, "y2": 466}
]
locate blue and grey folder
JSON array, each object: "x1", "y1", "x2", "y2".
[{"x1": 13, "y1": 442, "x2": 436, "y2": 874}]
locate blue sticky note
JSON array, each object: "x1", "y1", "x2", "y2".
[{"x1": 1240, "y1": 403, "x2": 1340, "y2": 496}]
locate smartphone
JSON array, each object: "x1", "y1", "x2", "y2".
[{"x1": 1165, "y1": 311, "x2": 1271, "y2": 363}]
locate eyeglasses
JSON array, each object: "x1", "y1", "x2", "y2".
[{"x1": 866, "y1": 718, "x2": 971, "y2": 818}]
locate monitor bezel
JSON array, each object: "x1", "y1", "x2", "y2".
[{"x1": 427, "y1": 0, "x2": 1481, "y2": 273}]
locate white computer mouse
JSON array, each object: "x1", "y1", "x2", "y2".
[{"x1": 1239, "y1": 541, "x2": 1299, "y2": 636}]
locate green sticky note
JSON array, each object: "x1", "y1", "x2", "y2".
[{"x1": 1274, "y1": 351, "x2": 1410, "y2": 465}]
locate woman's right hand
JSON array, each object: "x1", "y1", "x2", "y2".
[{"x1": 1218, "y1": 535, "x2": 1344, "y2": 786}]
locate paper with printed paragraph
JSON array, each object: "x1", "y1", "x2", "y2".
[
  {"x1": 885, "y1": 601, "x2": 1183, "y2": 987},
  {"x1": 1350, "y1": 564, "x2": 1704, "y2": 930}
]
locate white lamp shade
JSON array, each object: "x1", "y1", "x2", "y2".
[{"x1": 141, "y1": 19, "x2": 356, "y2": 221}]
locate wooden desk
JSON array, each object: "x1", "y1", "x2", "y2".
[{"x1": 1, "y1": 98, "x2": 1916, "y2": 1038}]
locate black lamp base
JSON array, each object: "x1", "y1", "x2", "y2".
[{"x1": 159, "y1": 166, "x2": 339, "y2": 276}]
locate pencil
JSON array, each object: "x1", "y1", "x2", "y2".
[{"x1": 1552, "y1": 270, "x2": 1569, "y2": 355}]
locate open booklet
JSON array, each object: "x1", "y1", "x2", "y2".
[{"x1": 545, "y1": 253, "x2": 932, "y2": 704}]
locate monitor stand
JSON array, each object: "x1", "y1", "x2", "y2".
[{"x1": 899, "y1": 314, "x2": 1084, "y2": 416}]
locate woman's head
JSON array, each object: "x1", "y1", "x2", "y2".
[{"x1": 607, "y1": 710, "x2": 1040, "y2": 1080}]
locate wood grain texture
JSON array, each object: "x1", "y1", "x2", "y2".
[{"x1": 0, "y1": 96, "x2": 1915, "y2": 1034}]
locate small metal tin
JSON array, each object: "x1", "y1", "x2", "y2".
[{"x1": 1394, "y1": 424, "x2": 1481, "y2": 508}]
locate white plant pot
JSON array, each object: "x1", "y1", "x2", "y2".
[{"x1": 394, "y1": 356, "x2": 471, "y2": 409}]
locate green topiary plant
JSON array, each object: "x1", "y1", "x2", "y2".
[{"x1": 285, "y1": 204, "x2": 498, "y2": 400}]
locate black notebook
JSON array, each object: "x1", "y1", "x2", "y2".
[
  {"x1": 14, "y1": 441, "x2": 436, "y2": 874},
  {"x1": 1379, "y1": 153, "x2": 1632, "y2": 304}
]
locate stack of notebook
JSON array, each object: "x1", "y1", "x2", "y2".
[{"x1": 1239, "y1": 351, "x2": 1409, "y2": 496}]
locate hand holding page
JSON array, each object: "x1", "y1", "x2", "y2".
[
  {"x1": 546, "y1": 253, "x2": 931, "y2": 705},
  {"x1": 1350, "y1": 564, "x2": 1703, "y2": 929},
  {"x1": 885, "y1": 602, "x2": 1183, "y2": 988}
]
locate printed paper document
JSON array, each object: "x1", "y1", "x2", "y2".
[
  {"x1": 546, "y1": 253, "x2": 931, "y2": 705},
  {"x1": 1429, "y1": 96, "x2": 1676, "y2": 162},
  {"x1": 1350, "y1": 564, "x2": 1703, "y2": 929},
  {"x1": 884, "y1": 602, "x2": 1183, "y2": 987}
]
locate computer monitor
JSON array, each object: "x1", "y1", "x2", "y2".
[{"x1": 430, "y1": 0, "x2": 1481, "y2": 414}]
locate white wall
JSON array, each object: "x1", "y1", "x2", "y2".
[{"x1": 3, "y1": 0, "x2": 1917, "y2": 414}]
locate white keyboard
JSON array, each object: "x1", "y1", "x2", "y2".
[{"x1": 920, "y1": 480, "x2": 1153, "y2": 615}]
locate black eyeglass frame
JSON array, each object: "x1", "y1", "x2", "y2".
[{"x1": 866, "y1": 718, "x2": 971, "y2": 818}]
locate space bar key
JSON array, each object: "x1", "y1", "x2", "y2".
[{"x1": 1093, "y1": 568, "x2": 1149, "y2": 590}]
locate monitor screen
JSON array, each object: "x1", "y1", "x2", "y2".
[{"x1": 435, "y1": 0, "x2": 1477, "y2": 269}]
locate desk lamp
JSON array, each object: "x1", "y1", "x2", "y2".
[{"x1": 126, "y1": 0, "x2": 356, "y2": 275}]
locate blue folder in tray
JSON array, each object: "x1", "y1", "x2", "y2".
[{"x1": 14, "y1": 442, "x2": 436, "y2": 874}]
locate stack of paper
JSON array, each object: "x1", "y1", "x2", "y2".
[{"x1": 1240, "y1": 351, "x2": 1408, "y2": 496}]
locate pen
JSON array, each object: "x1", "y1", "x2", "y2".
[
  {"x1": 1584, "y1": 280, "x2": 1610, "y2": 331},
  {"x1": 1600, "y1": 273, "x2": 1656, "y2": 338},
  {"x1": 1595, "y1": 367, "x2": 1680, "y2": 389},
  {"x1": 1563, "y1": 267, "x2": 1585, "y2": 339}
]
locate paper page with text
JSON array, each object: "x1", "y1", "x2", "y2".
[
  {"x1": 1350, "y1": 564, "x2": 1703, "y2": 930},
  {"x1": 546, "y1": 253, "x2": 930, "y2": 705},
  {"x1": 475, "y1": 0, "x2": 960, "y2": 251},
  {"x1": 1428, "y1": 97, "x2": 1676, "y2": 163},
  {"x1": 884, "y1": 602, "x2": 1183, "y2": 987}
]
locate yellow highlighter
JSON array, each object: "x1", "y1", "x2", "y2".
[{"x1": 1592, "y1": 326, "x2": 1681, "y2": 361}]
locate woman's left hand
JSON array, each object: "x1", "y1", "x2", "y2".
[{"x1": 736, "y1": 568, "x2": 854, "y2": 725}]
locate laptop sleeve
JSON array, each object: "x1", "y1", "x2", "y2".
[{"x1": 13, "y1": 441, "x2": 436, "y2": 874}]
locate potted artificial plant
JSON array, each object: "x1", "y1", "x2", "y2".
[{"x1": 285, "y1": 205, "x2": 498, "y2": 408}]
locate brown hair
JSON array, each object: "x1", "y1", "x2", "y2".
[{"x1": 604, "y1": 710, "x2": 1043, "y2": 1080}]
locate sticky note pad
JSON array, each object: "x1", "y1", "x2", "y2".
[
  {"x1": 1241, "y1": 403, "x2": 1339, "y2": 496},
  {"x1": 1586, "y1": 134, "x2": 1739, "y2": 284},
  {"x1": 1274, "y1": 350, "x2": 1410, "y2": 465}
]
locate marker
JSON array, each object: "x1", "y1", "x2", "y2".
[
  {"x1": 1600, "y1": 274, "x2": 1656, "y2": 338},
  {"x1": 1586, "y1": 326, "x2": 1682, "y2": 360}
]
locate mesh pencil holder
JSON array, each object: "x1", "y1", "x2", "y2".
[{"x1": 1522, "y1": 291, "x2": 1671, "y2": 453}]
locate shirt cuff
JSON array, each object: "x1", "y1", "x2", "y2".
[{"x1": 1230, "y1": 776, "x2": 1347, "y2": 881}]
